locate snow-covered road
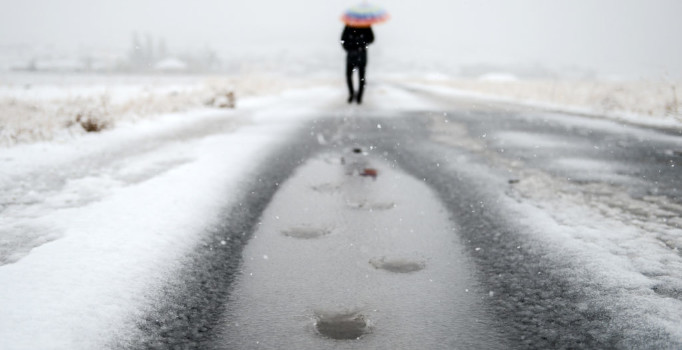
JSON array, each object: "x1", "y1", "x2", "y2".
[
  {"x1": 1, "y1": 83, "x2": 681, "y2": 349},
  {"x1": 219, "y1": 151, "x2": 507, "y2": 349}
]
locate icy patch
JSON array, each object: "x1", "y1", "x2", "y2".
[
  {"x1": 551, "y1": 157, "x2": 634, "y2": 183},
  {"x1": 429, "y1": 119, "x2": 486, "y2": 152},
  {"x1": 363, "y1": 83, "x2": 443, "y2": 111},
  {"x1": 493, "y1": 131, "x2": 577, "y2": 150}
]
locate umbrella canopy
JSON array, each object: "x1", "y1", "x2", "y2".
[{"x1": 341, "y1": 3, "x2": 389, "y2": 28}]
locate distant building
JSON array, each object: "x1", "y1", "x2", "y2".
[{"x1": 153, "y1": 58, "x2": 188, "y2": 72}]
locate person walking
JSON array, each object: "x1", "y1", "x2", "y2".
[{"x1": 341, "y1": 25, "x2": 374, "y2": 104}]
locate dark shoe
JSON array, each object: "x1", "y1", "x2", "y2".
[
  {"x1": 348, "y1": 93, "x2": 354, "y2": 104},
  {"x1": 356, "y1": 94, "x2": 363, "y2": 104}
]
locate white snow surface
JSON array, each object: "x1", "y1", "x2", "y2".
[
  {"x1": 428, "y1": 108, "x2": 682, "y2": 343},
  {"x1": 0, "y1": 87, "x2": 338, "y2": 349},
  {"x1": 0, "y1": 76, "x2": 681, "y2": 348},
  {"x1": 399, "y1": 78, "x2": 682, "y2": 131}
]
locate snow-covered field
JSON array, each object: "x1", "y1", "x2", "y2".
[
  {"x1": 1, "y1": 72, "x2": 681, "y2": 348},
  {"x1": 398, "y1": 76, "x2": 682, "y2": 130},
  {"x1": 0, "y1": 72, "x2": 335, "y2": 145},
  {"x1": 2, "y1": 72, "x2": 680, "y2": 147}
]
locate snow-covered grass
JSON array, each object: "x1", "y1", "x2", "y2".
[
  {"x1": 388, "y1": 75, "x2": 682, "y2": 130},
  {"x1": 3, "y1": 70, "x2": 680, "y2": 148},
  {"x1": 0, "y1": 72, "x2": 337, "y2": 146}
]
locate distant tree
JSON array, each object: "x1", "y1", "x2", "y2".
[
  {"x1": 158, "y1": 38, "x2": 168, "y2": 60},
  {"x1": 144, "y1": 33, "x2": 154, "y2": 66},
  {"x1": 129, "y1": 32, "x2": 144, "y2": 69}
]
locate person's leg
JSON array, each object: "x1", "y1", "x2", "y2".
[
  {"x1": 346, "y1": 63, "x2": 355, "y2": 103},
  {"x1": 356, "y1": 64, "x2": 366, "y2": 104}
]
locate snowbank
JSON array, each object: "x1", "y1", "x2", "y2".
[{"x1": 0, "y1": 86, "x2": 338, "y2": 349}]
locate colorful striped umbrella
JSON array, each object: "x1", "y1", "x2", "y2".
[{"x1": 341, "y1": 3, "x2": 389, "y2": 28}]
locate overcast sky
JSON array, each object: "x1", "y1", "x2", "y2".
[{"x1": 2, "y1": 0, "x2": 681, "y2": 78}]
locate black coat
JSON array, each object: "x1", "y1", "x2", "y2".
[{"x1": 341, "y1": 26, "x2": 374, "y2": 52}]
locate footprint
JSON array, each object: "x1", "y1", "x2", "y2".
[
  {"x1": 346, "y1": 201, "x2": 396, "y2": 211},
  {"x1": 282, "y1": 227, "x2": 332, "y2": 239},
  {"x1": 311, "y1": 183, "x2": 341, "y2": 194},
  {"x1": 323, "y1": 156, "x2": 344, "y2": 165},
  {"x1": 314, "y1": 310, "x2": 370, "y2": 340},
  {"x1": 369, "y1": 256, "x2": 426, "y2": 273}
]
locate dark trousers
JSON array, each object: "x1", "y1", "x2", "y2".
[
  {"x1": 346, "y1": 64, "x2": 366, "y2": 100},
  {"x1": 346, "y1": 49, "x2": 367, "y2": 102}
]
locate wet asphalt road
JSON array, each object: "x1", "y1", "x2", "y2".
[{"x1": 122, "y1": 93, "x2": 682, "y2": 349}]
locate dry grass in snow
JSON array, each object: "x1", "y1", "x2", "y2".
[
  {"x1": 0, "y1": 73, "x2": 332, "y2": 146},
  {"x1": 415, "y1": 78, "x2": 682, "y2": 126}
]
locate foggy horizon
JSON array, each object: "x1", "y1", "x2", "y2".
[{"x1": 2, "y1": 0, "x2": 682, "y2": 79}]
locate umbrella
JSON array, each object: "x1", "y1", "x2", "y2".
[{"x1": 341, "y1": 2, "x2": 389, "y2": 28}]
